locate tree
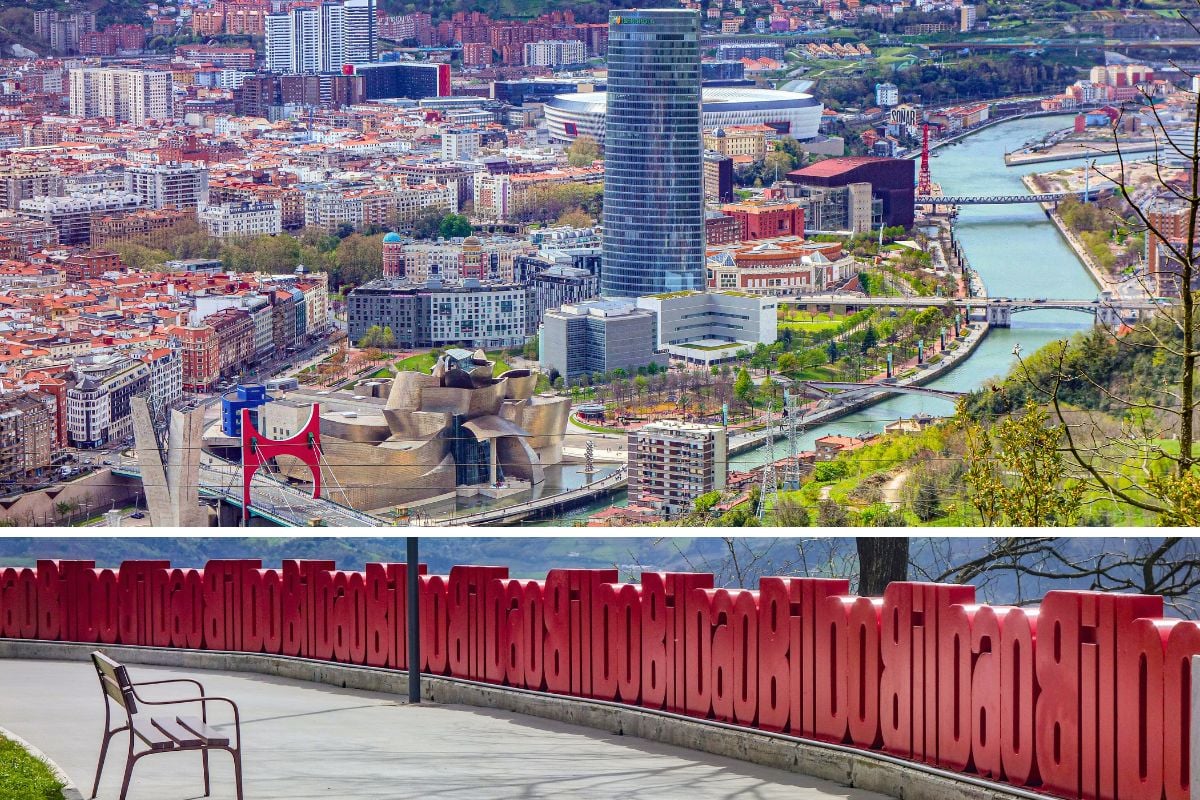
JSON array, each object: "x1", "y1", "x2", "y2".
[
  {"x1": 774, "y1": 495, "x2": 811, "y2": 527},
  {"x1": 54, "y1": 501, "x2": 74, "y2": 525},
  {"x1": 439, "y1": 214, "x2": 472, "y2": 239},
  {"x1": 861, "y1": 324, "x2": 878, "y2": 354},
  {"x1": 557, "y1": 209, "x2": 594, "y2": 228},
  {"x1": 963, "y1": 399, "x2": 1084, "y2": 526},
  {"x1": 827, "y1": 339, "x2": 839, "y2": 364},
  {"x1": 816, "y1": 499, "x2": 850, "y2": 527},
  {"x1": 912, "y1": 479, "x2": 942, "y2": 522},
  {"x1": 1015, "y1": 70, "x2": 1200, "y2": 525},
  {"x1": 694, "y1": 491, "x2": 722, "y2": 515},
  {"x1": 734, "y1": 367, "x2": 754, "y2": 406},
  {"x1": 856, "y1": 537, "x2": 909, "y2": 595},
  {"x1": 379, "y1": 326, "x2": 396, "y2": 349},
  {"x1": 566, "y1": 135, "x2": 601, "y2": 167}
]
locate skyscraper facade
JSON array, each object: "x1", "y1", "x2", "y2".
[
  {"x1": 601, "y1": 8, "x2": 704, "y2": 298},
  {"x1": 265, "y1": 0, "x2": 376, "y2": 75}
]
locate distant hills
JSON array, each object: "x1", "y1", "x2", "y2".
[{"x1": 1, "y1": 536, "x2": 1194, "y2": 615}]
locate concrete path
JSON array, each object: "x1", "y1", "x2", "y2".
[{"x1": 0, "y1": 658, "x2": 888, "y2": 800}]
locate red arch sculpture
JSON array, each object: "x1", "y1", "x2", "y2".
[{"x1": 240, "y1": 405, "x2": 322, "y2": 523}]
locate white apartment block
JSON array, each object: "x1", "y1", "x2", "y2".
[
  {"x1": 140, "y1": 348, "x2": 184, "y2": 411},
  {"x1": 441, "y1": 130, "x2": 481, "y2": 161},
  {"x1": 627, "y1": 421, "x2": 728, "y2": 516},
  {"x1": 265, "y1": 0, "x2": 375, "y2": 74},
  {"x1": 68, "y1": 68, "x2": 173, "y2": 125},
  {"x1": 124, "y1": 162, "x2": 210, "y2": 210},
  {"x1": 427, "y1": 284, "x2": 526, "y2": 349},
  {"x1": 524, "y1": 40, "x2": 586, "y2": 68},
  {"x1": 875, "y1": 82, "x2": 899, "y2": 108},
  {"x1": 304, "y1": 190, "x2": 363, "y2": 231},
  {"x1": 198, "y1": 200, "x2": 282, "y2": 239},
  {"x1": 17, "y1": 191, "x2": 144, "y2": 245}
]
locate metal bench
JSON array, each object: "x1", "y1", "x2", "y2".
[{"x1": 89, "y1": 651, "x2": 244, "y2": 800}]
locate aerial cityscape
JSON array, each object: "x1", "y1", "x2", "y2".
[{"x1": 0, "y1": 0, "x2": 1192, "y2": 528}]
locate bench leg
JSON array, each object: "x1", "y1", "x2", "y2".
[
  {"x1": 91, "y1": 728, "x2": 117, "y2": 799},
  {"x1": 118, "y1": 750, "x2": 140, "y2": 800},
  {"x1": 231, "y1": 749, "x2": 244, "y2": 800},
  {"x1": 202, "y1": 750, "x2": 210, "y2": 797}
]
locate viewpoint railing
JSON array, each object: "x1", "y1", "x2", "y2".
[{"x1": 1, "y1": 560, "x2": 1196, "y2": 800}]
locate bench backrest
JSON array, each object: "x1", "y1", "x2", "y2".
[{"x1": 91, "y1": 651, "x2": 137, "y2": 716}]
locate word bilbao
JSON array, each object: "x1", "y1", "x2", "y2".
[{"x1": 2, "y1": 561, "x2": 1198, "y2": 800}]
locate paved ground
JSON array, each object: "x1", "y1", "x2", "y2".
[{"x1": 1, "y1": 658, "x2": 888, "y2": 800}]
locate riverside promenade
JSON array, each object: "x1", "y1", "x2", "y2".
[{"x1": 0, "y1": 657, "x2": 885, "y2": 800}]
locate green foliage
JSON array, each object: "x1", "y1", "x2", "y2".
[
  {"x1": 694, "y1": 491, "x2": 722, "y2": 515},
  {"x1": 816, "y1": 499, "x2": 850, "y2": 526},
  {"x1": 733, "y1": 367, "x2": 754, "y2": 405},
  {"x1": 773, "y1": 495, "x2": 811, "y2": 527},
  {"x1": 511, "y1": 183, "x2": 603, "y2": 224},
  {"x1": 861, "y1": 324, "x2": 878, "y2": 354},
  {"x1": 566, "y1": 136, "x2": 601, "y2": 167},
  {"x1": 859, "y1": 503, "x2": 906, "y2": 527},
  {"x1": 963, "y1": 399, "x2": 1084, "y2": 526},
  {"x1": 0, "y1": 734, "x2": 64, "y2": 800},
  {"x1": 717, "y1": 505, "x2": 761, "y2": 527},
  {"x1": 813, "y1": 461, "x2": 850, "y2": 482},
  {"x1": 439, "y1": 214, "x2": 473, "y2": 239},
  {"x1": 912, "y1": 480, "x2": 943, "y2": 522}
]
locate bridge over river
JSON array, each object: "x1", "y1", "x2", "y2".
[
  {"x1": 915, "y1": 189, "x2": 1104, "y2": 205},
  {"x1": 778, "y1": 294, "x2": 1165, "y2": 327}
]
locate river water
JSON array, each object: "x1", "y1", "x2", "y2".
[{"x1": 530, "y1": 113, "x2": 1100, "y2": 524}]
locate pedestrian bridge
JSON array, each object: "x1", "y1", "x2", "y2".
[
  {"x1": 777, "y1": 293, "x2": 1166, "y2": 328},
  {"x1": 799, "y1": 381, "x2": 965, "y2": 405},
  {"x1": 915, "y1": 189, "x2": 1107, "y2": 205}
]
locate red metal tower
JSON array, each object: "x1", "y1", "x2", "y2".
[{"x1": 917, "y1": 123, "x2": 932, "y2": 196}]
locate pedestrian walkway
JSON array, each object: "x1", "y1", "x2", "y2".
[{"x1": 0, "y1": 658, "x2": 888, "y2": 800}]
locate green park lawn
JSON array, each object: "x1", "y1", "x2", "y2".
[
  {"x1": 393, "y1": 351, "x2": 510, "y2": 376},
  {"x1": 0, "y1": 735, "x2": 63, "y2": 800}
]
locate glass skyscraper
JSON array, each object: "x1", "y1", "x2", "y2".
[{"x1": 601, "y1": 9, "x2": 705, "y2": 298}]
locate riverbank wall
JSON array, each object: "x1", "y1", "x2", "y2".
[
  {"x1": 1004, "y1": 141, "x2": 1157, "y2": 167},
  {"x1": 729, "y1": 318, "x2": 989, "y2": 457},
  {"x1": 1020, "y1": 174, "x2": 1113, "y2": 293}
]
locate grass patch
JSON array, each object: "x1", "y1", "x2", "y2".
[
  {"x1": 393, "y1": 351, "x2": 510, "y2": 376},
  {"x1": 0, "y1": 735, "x2": 64, "y2": 800},
  {"x1": 570, "y1": 416, "x2": 624, "y2": 435}
]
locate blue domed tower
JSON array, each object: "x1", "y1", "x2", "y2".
[{"x1": 382, "y1": 232, "x2": 404, "y2": 278}]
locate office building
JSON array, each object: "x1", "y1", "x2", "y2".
[
  {"x1": 636, "y1": 289, "x2": 776, "y2": 348},
  {"x1": 703, "y1": 151, "x2": 734, "y2": 203},
  {"x1": 124, "y1": 163, "x2": 210, "y2": 211},
  {"x1": 68, "y1": 68, "x2": 173, "y2": 125},
  {"x1": 786, "y1": 156, "x2": 915, "y2": 229},
  {"x1": 66, "y1": 353, "x2": 152, "y2": 448},
  {"x1": 540, "y1": 299, "x2": 666, "y2": 381},
  {"x1": 601, "y1": 9, "x2": 705, "y2": 297},
  {"x1": 351, "y1": 62, "x2": 450, "y2": 100},
  {"x1": 627, "y1": 421, "x2": 727, "y2": 516}
]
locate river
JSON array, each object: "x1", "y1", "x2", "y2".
[{"x1": 528, "y1": 114, "x2": 1099, "y2": 524}]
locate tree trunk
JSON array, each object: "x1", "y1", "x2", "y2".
[{"x1": 857, "y1": 537, "x2": 910, "y2": 595}]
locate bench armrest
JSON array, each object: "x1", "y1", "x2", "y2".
[
  {"x1": 133, "y1": 678, "x2": 206, "y2": 696},
  {"x1": 131, "y1": 693, "x2": 242, "y2": 749}
]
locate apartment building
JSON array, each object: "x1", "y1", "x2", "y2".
[
  {"x1": 627, "y1": 421, "x2": 728, "y2": 517},
  {"x1": 198, "y1": 200, "x2": 282, "y2": 239},
  {"x1": 66, "y1": 353, "x2": 152, "y2": 448},
  {"x1": 124, "y1": 163, "x2": 211, "y2": 211},
  {"x1": 18, "y1": 192, "x2": 145, "y2": 245},
  {"x1": 68, "y1": 68, "x2": 173, "y2": 125}
]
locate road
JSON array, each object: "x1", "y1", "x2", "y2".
[{"x1": 429, "y1": 467, "x2": 628, "y2": 526}]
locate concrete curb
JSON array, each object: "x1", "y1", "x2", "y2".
[
  {"x1": 2, "y1": 639, "x2": 1047, "y2": 800},
  {"x1": 0, "y1": 723, "x2": 85, "y2": 800}
]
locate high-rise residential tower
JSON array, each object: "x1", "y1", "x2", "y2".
[
  {"x1": 264, "y1": 0, "x2": 376, "y2": 75},
  {"x1": 68, "y1": 67, "x2": 173, "y2": 125},
  {"x1": 601, "y1": 8, "x2": 704, "y2": 298}
]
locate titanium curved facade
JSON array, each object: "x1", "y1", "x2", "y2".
[
  {"x1": 545, "y1": 88, "x2": 824, "y2": 145},
  {"x1": 601, "y1": 9, "x2": 705, "y2": 298}
]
